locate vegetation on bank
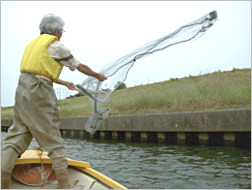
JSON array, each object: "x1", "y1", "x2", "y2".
[{"x1": 1, "y1": 68, "x2": 251, "y2": 119}]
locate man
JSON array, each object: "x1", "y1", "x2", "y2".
[{"x1": 1, "y1": 13, "x2": 107, "y2": 189}]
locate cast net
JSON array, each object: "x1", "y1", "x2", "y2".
[{"x1": 76, "y1": 10, "x2": 218, "y2": 134}]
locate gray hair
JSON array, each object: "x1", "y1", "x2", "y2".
[{"x1": 39, "y1": 13, "x2": 65, "y2": 35}]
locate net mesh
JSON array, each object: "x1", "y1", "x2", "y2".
[{"x1": 76, "y1": 10, "x2": 218, "y2": 134}]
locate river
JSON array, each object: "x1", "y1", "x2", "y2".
[{"x1": 1, "y1": 132, "x2": 251, "y2": 189}]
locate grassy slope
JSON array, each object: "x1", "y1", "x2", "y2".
[{"x1": 1, "y1": 69, "x2": 251, "y2": 119}]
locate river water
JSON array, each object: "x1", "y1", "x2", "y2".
[{"x1": 1, "y1": 132, "x2": 251, "y2": 189}]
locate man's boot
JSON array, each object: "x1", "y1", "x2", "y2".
[
  {"x1": 1, "y1": 170, "x2": 11, "y2": 189},
  {"x1": 54, "y1": 168, "x2": 71, "y2": 189},
  {"x1": 1, "y1": 147, "x2": 19, "y2": 189}
]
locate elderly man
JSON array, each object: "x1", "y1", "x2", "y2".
[{"x1": 1, "y1": 13, "x2": 106, "y2": 189}]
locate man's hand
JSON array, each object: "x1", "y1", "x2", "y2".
[
  {"x1": 96, "y1": 73, "x2": 107, "y2": 81},
  {"x1": 55, "y1": 79, "x2": 78, "y2": 90},
  {"x1": 65, "y1": 82, "x2": 78, "y2": 90}
]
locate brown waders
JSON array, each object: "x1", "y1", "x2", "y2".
[{"x1": 1, "y1": 73, "x2": 70, "y2": 189}]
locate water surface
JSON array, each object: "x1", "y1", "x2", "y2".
[{"x1": 1, "y1": 132, "x2": 251, "y2": 189}]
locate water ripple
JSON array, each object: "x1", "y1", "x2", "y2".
[{"x1": 1, "y1": 133, "x2": 251, "y2": 189}]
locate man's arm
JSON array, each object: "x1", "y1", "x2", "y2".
[
  {"x1": 77, "y1": 63, "x2": 107, "y2": 81},
  {"x1": 55, "y1": 64, "x2": 107, "y2": 91}
]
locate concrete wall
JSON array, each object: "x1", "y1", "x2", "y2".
[
  {"x1": 58, "y1": 109, "x2": 251, "y2": 132},
  {"x1": 102, "y1": 109, "x2": 251, "y2": 132},
  {"x1": 2, "y1": 109, "x2": 251, "y2": 147}
]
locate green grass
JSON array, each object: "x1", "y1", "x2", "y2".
[
  {"x1": 108, "y1": 68, "x2": 251, "y2": 115},
  {"x1": 1, "y1": 68, "x2": 251, "y2": 119},
  {"x1": 1, "y1": 106, "x2": 13, "y2": 119}
]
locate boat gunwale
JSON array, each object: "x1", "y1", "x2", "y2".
[{"x1": 14, "y1": 150, "x2": 127, "y2": 189}]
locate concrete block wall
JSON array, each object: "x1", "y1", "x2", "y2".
[
  {"x1": 59, "y1": 109, "x2": 251, "y2": 147},
  {"x1": 2, "y1": 109, "x2": 251, "y2": 147}
]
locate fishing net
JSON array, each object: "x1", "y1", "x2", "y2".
[{"x1": 76, "y1": 10, "x2": 218, "y2": 134}]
